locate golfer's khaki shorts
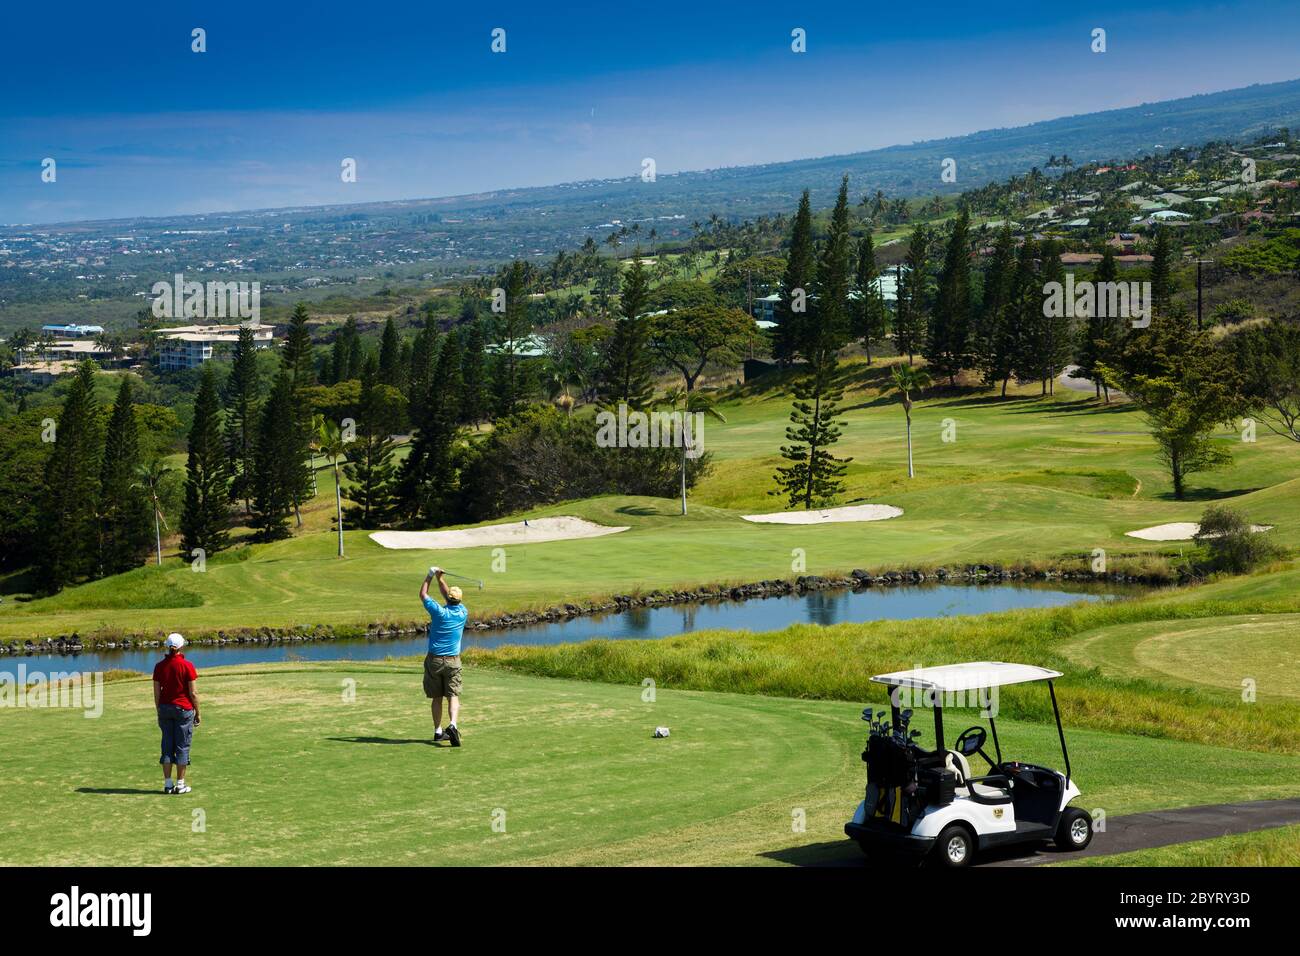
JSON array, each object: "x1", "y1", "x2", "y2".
[{"x1": 423, "y1": 654, "x2": 463, "y2": 698}]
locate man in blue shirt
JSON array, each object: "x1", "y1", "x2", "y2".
[{"x1": 421, "y1": 566, "x2": 469, "y2": 746}]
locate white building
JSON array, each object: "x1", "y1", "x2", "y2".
[{"x1": 157, "y1": 323, "x2": 275, "y2": 371}]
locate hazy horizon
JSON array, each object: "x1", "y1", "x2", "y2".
[{"x1": 4, "y1": 0, "x2": 1300, "y2": 225}]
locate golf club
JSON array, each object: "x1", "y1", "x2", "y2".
[{"x1": 430, "y1": 567, "x2": 485, "y2": 589}]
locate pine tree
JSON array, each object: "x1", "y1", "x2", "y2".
[
  {"x1": 771, "y1": 358, "x2": 852, "y2": 509},
  {"x1": 598, "y1": 250, "x2": 654, "y2": 409},
  {"x1": 492, "y1": 260, "x2": 531, "y2": 417},
  {"x1": 974, "y1": 226, "x2": 1017, "y2": 395},
  {"x1": 180, "y1": 364, "x2": 230, "y2": 559},
  {"x1": 37, "y1": 361, "x2": 102, "y2": 591},
  {"x1": 280, "y1": 303, "x2": 316, "y2": 524},
  {"x1": 378, "y1": 317, "x2": 402, "y2": 385},
  {"x1": 1039, "y1": 240, "x2": 1073, "y2": 395},
  {"x1": 1010, "y1": 237, "x2": 1047, "y2": 391},
  {"x1": 397, "y1": 333, "x2": 463, "y2": 523},
  {"x1": 250, "y1": 371, "x2": 302, "y2": 541},
  {"x1": 773, "y1": 180, "x2": 853, "y2": 510},
  {"x1": 342, "y1": 355, "x2": 399, "y2": 526},
  {"x1": 925, "y1": 211, "x2": 973, "y2": 385},
  {"x1": 223, "y1": 325, "x2": 260, "y2": 512},
  {"x1": 408, "y1": 322, "x2": 439, "y2": 421},
  {"x1": 98, "y1": 376, "x2": 152, "y2": 575},
  {"x1": 1076, "y1": 247, "x2": 1118, "y2": 399},
  {"x1": 811, "y1": 177, "x2": 853, "y2": 361},
  {"x1": 774, "y1": 190, "x2": 816, "y2": 367},
  {"x1": 343, "y1": 317, "x2": 363, "y2": 380},
  {"x1": 852, "y1": 232, "x2": 888, "y2": 363},
  {"x1": 1150, "y1": 227, "x2": 1174, "y2": 316},
  {"x1": 460, "y1": 321, "x2": 491, "y2": 428},
  {"x1": 894, "y1": 226, "x2": 930, "y2": 364}
]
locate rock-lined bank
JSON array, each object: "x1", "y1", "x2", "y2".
[{"x1": 0, "y1": 564, "x2": 1163, "y2": 657}]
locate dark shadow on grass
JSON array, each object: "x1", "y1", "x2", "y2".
[
  {"x1": 76, "y1": 787, "x2": 165, "y2": 796},
  {"x1": 1154, "y1": 487, "x2": 1261, "y2": 502},
  {"x1": 614, "y1": 506, "x2": 661, "y2": 516},
  {"x1": 327, "y1": 736, "x2": 438, "y2": 746}
]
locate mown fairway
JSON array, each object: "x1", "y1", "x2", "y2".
[
  {"x1": 4, "y1": 663, "x2": 1299, "y2": 867},
  {"x1": 4, "y1": 367, "x2": 1298, "y2": 642}
]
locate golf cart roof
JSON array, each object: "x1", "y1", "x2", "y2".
[{"x1": 870, "y1": 662, "x2": 1063, "y2": 693}]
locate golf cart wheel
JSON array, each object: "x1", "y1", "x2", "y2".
[
  {"x1": 1055, "y1": 808, "x2": 1094, "y2": 851},
  {"x1": 933, "y1": 825, "x2": 975, "y2": 868}
]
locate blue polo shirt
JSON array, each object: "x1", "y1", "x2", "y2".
[{"x1": 424, "y1": 597, "x2": 468, "y2": 656}]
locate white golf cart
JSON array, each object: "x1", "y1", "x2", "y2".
[{"x1": 844, "y1": 662, "x2": 1094, "y2": 867}]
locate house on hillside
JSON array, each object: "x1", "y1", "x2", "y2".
[{"x1": 157, "y1": 323, "x2": 275, "y2": 371}]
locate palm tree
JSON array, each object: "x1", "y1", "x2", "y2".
[
  {"x1": 659, "y1": 387, "x2": 726, "y2": 515},
  {"x1": 888, "y1": 365, "x2": 932, "y2": 479},
  {"x1": 134, "y1": 460, "x2": 173, "y2": 566},
  {"x1": 312, "y1": 415, "x2": 349, "y2": 558}
]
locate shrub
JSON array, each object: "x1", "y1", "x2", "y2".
[{"x1": 1194, "y1": 506, "x2": 1283, "y2": 574}]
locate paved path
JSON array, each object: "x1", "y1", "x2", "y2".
[
  {"x1": 761, "y1": 797, "x2": 1300, "y2": 867},
  {"x1": 982, "y1": 797, "x2": 1300, "y2": 867}
]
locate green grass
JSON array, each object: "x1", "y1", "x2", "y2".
[
  {"x1": 1062, "y1": 825, "x2": 1300, "y2": 867},
  {"x1": 1063, "y1": 613, "x2": 1300, "y2": 702},
  {"x1": 3, "y1": 662, "x2": 1297, "y2": 866},
  {"x1": 5, "y1": 360, "x2": 1299, "y2": 643}
]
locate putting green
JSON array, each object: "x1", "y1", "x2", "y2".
[
  {"x1": 1063, "y1": 613, "x2": 1300, "y2": 702},
  {"x1": 2, "y1": 664, "x2": 1298, "y2": 866}
]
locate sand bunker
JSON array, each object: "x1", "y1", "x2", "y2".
[
  {"x1": 370, "y1": 516, "x2": 629, "y2": 550},
  {"x1": 1126, "y1": 522, "x2": 1274, "y2": 541},
  {"x1": 741, "y1": 504, "x2": 904, "y2": 525}
]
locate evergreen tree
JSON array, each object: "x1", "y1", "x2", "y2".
[
  {"x1": 408, "y1": 322, "x2": 439, "y2": 420},
  {"x1": 342, "y1": 355, "x2": 399, "y2": 526},
  {"x1": 597, "y1": 250, "x2": 654, "y2": 409},
  {"x1": 771, "y1": 359, "x2": 852, "y2": 510},
  {"x1": 925, "y1": 210, "x2": 973, "y2": 385},
  {"x1": 811, "y1": 177, "x2": 853, "y2": 360},
  {"x1": 492, "y1": 260, "x2": 531, "y2": 417},
  {"x1": 378, "y1": 317, "x2": 402, "y2": 385},
  {"x1": 397, "y1": 333, "x2": 463, "y2": 523},
  {"x1": 1150, "y1": 227, "x2": 1174, "y2": 316},
  {"x1": 773, "y1": 191, "x2": 816, "y2": 367},
  {"x1": 1076, "y1": 247, "x2": 1120, "y2": 400},
  {"x1": 460, "y1": 321, "x2": 491, "y2": 428},
  {"x1": 98, "y1": 376, "x2": 151, "y2": 575},
  {"x1": 280, "y1": 303, "x2": 316, "y2": 524},
  {"x1": 1010, "y1": 236, "x2": 1046, "y2": 391},
  {"x1": 250, "y1": 371, "x2": 302, "y2": 541},
  {"x1": 773, "y1": 180, "x2": 853, "y2": 510},
  {"x1": 223, "y1": 325, "x2": 260, "y2": 512},
  {"x1": 37, "y1": 361, "x2": 102, "y2": 591},
  {"x1": 894, "y1": 226, "x2": 930, "y2": 364},
  {"x1": 1039, "y1": 240, "x2": 1074, "y2": 395},
  {"x1": 343, "y1": 317, "x2": 363, "y2": 380},
  {"x1": 973, "y1": 226, "x2": 1017, "y2": 395},
  {"x1": 852, "y1": 232, "x2": 888, "y2": 363},
  {"x1": 180, "y1": 363, "x2": 230, "y2": 559}
]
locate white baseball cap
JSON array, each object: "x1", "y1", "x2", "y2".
[{"x1": 165, "y1": 633, "x2": 186, "y2": 649}]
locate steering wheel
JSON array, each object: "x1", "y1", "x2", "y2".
[{"x1": 954, "y1": 726, "x2": 994, "y2": 769}]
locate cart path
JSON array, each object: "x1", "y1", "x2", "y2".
[
  {"x1": 982, "y1": 796, "x2": 1300, "y2": 867},
  {"x1": 760, "y1": 797, "x2": 1300, "y2": 867}
]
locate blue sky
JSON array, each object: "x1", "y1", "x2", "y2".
[{"x1": 3, "y1": 1, "x2": 1299, "y2": 224}]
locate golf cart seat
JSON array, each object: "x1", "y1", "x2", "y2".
[{"x1": 946, "y1": 751, "x2": 1010, "y2": 800}]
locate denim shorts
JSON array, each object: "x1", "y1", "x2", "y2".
[{"x1": 158, "y1": 704, "x2": 196, "y2": 766}]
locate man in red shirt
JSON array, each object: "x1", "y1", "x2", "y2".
[{"x1": 152, "y1": 633, "x2": 201, "y2": 794}]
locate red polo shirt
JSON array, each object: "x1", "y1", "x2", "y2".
[{"x1": 153, "y1": 652, "x2": 198, "y2": 709}]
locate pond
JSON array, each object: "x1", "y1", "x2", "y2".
[{"x1": 0, "y1": 580, "x2": 1137, "y2": 678}]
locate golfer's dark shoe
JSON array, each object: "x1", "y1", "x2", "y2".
[
  {"x1": 446, "y1": 725, "x2": 461, "y2": 747},
  {"x1": 434, "y1": 731, "x2": 446, "y2": 742}
]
